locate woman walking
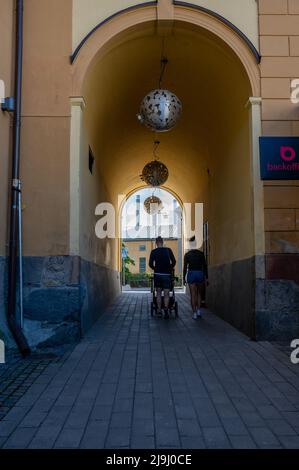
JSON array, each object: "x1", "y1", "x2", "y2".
[{"x1": 183, "y1": 236, "x2": 208, "y2": 320}]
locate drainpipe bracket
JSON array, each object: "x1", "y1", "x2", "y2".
[
  {"x1": 12, "y1": 178, "x2": 21, "y2": 191},
  {"x1": 1, "y1": 97, "x2": 15, "y2": 113}
]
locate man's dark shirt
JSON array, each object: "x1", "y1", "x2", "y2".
[
  {"x1": 149, "y1": 247, "x2": 176, "y2": 274},
  {"x1": 183, "y1": 249, "x2": 208, "y2": 280}
]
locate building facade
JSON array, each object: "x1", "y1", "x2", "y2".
[
  {"x1": 123, "y1": 239, "x2": 180, "y2": 275},
  {"x1": 0, "y1": 0, "x2": 299, "y2": 349}
]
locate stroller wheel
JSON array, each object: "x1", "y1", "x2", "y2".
[{"x1": 175, "y1": 301, "x2": 179, "y2": 318}]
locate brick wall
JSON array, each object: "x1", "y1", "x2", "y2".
[{"x1": 259, "y1": 0, "x2": 299, "y2": 284}]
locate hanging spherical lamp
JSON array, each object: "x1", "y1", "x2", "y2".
[
  {"x1": 144, "y1": 196, "x2": 163, "y2": 215},
  {"x1": 140, "y1": 159, "x2": 169, "y2": 187},
  {"x1": 140, "y1": 141, "x2": 169, "y2": 187},
  {"x1": 137, "y1": 89, "x2": 182, "y2": 132}
]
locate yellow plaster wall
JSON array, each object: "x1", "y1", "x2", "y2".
[
  {"x1": 208, "y1": 110, "x2": 253, "y2": 265},
  {"x1": 182, "y1": 0, "x2": 259, "y2": 48},
  {"x1": 72, "y1": 0, "x2": 147, "y2": 50},
  {"x1": 79, "y1": 118, "x2": 118, "y2": 269},
  {"x1": 0, "y1": 0, "x2": 14, "y2": 256},
  {"x1": 20, "y1": 0, "x2": 73, "y2": 256},
  {"x1": 72, "y1": 0, "x2": 259, "y2": 51},
  {"x1": 0, "y1": 0, "x2": 73, "y2": 257}
]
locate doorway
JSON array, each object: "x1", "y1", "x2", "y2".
[{"x1": 120, "y1": 187, "x2": 184, "y2": 291}]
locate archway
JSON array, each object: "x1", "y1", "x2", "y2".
[
  {"x1": 70, "y1": 6, "x2": 263, "y2": 338},
  {"x1": 120, "y1": 187, "x2": 184, "y2": 291}
]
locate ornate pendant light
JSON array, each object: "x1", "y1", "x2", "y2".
[
  {"x1": 137, "y1": 57, "x2": 182, "y2": 132},
  {"x1": 140, "y1": 141, "x2": 169, "y2": 187},
  {"x1": 144, "y1": 195, "x2": 163, "y2": 215},
  {"x1": 137, "y1": 89, "x2": 182, "y2": 132}
]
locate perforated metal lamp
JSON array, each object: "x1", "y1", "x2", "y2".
[
  {"x1": 140, "y1": 141, "x2": 169, "y2": 187},
  {"x1": 144, "y1": 196, "x2": 163, "y2": 214},
  {"x1": 137, "y1": 89, "x2": 182, "y2": 132},
  {"x1": 140, "y1": 160, "x2": 169, "y2": 187}
]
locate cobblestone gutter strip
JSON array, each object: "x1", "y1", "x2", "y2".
[{"x1": 0, "y1": 349, "x2": 70, "y2": 421}]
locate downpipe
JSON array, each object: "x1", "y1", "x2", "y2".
[
  {"x1": 7, "y1": 0, "x2": 30, "y2": 356},
  {"x1": 18, "y1": 180, "x2": 24, "y2": 330}
]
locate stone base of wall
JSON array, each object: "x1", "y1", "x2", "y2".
[
  {"x1": 80, "y1": 258, "x2": 120, "y2": 335},
  {"x1": 207, "y1": 257, "x2": 256, "y2": 339},
  {"x1": 256, "y1": 279, "x2": 299, "y2": 341},
  {"x1": 0, "y1": 256, "x2": 120, "y2": 350},
  {"x1": 0, "y1": 257, "x2": 14, "y2": 347},
  {"x1": 2, "y1": 255, "x2": 298, "y2": 346},
  {"x1": 207, "y1": 256, "x2": 299, "y2": 341}
]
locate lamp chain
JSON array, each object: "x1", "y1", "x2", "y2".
[
  {"x1": 153, "y1": 140, "x2": 160, "y2": 160},
  {"x1": 158, "y1": 38, "x2": 168, "y2": 88}
]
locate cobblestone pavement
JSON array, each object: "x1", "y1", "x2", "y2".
[
  {"x1": 0, "y1": 293, "x2": 299, "y2": 449},
  {"x1": 0, "y1": 351, "x2": 63, "y2": 422}
]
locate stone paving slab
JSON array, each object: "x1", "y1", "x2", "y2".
[
  {"x1": 0, "y1": 293, "x2": 299, "y2": 449},
  {"x1": 0, "y1": 351, "x2": 59, "y2": 420}
]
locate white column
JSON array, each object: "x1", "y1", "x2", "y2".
[
  {"x1": 246, "y1": 97, "x2": 265, "y2": 279},
  {"x1": 70, "y1": 97, "x2": 85, "y2": 256}
]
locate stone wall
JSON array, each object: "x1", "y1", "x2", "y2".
[
  {"x1": 256, "y1": 278, "x2": 299, "y2": 341},
  {"x1": 0, "y1": 257, "x2": 14, "y2": 347},
  {"x1": 80, "y1": 259, "x2": 120, "y2": 334},
  {"x1": 208, "y1": 255, "x2": 299, "y2": 341},
  {"x1": 0, "y1": 256, "x2": 120, "y2": 350},
  {"x1": 22, "y1": 256, "x2": 81, "y2": 349},
  {"x1": 207, "y1": 258, "x2": 256, "y2": 339}
]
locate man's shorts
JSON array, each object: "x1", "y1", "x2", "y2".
[
  {"x1": 154, "y1": 273, "x2": 172, "y2": 290},
  {"x1": 187, "y1": 270, "x2": 205, "y2": 285}
]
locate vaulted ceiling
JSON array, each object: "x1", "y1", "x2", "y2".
[{"x1": 83, "y1": 20, "x2": 252, "y2": 206}]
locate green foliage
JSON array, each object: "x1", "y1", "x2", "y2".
[
  {"x1": 125, "y1": 272, "x2": 183, "y2": 288},
  {"x1": 122, "y1": 242, "x2": 136, "y2": 274},
  {"x1": 125, "y1": 272, "x2": 152, "y2": 288},
  {"x1": 173, "y1": 275, "x2": 183, "y2": 287}
]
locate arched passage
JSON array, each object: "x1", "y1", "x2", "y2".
[
  {"x1": 120, "y1": 186, "x2": 184, "y2": 290},
  {"x1": 70, "y1": 6, "x2": 263, "y2": 338}
]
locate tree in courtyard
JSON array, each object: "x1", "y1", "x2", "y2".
[{"x1": 122, "y1": 242, "x2": 135, "y2": 274}]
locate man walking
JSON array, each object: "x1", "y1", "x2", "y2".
[{"x1": 149, "y1": 236, "x2": 176, "y2": 319}]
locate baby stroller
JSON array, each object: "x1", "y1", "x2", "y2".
[{"x1": 150, "y1": 272, "x2": 179, "y2": 318}]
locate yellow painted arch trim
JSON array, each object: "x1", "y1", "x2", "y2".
[{"x1": 71, "y1": 3, "x2": 260, "y2": 97}]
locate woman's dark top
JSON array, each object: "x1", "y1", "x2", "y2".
[
  {"x1": 183, "y1": 249, "x2": 208, "y2": 280},
  {"x1": 149, "y1": 247, "x2": 176, "y2": 274}
]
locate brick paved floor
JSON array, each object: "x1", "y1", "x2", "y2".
[
  {"x1": 0, "y1": 351, "x2": 62, "y2": 422},
  {"x1": 0, "y1": 293, "x2": 299, "y2": 449}
]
